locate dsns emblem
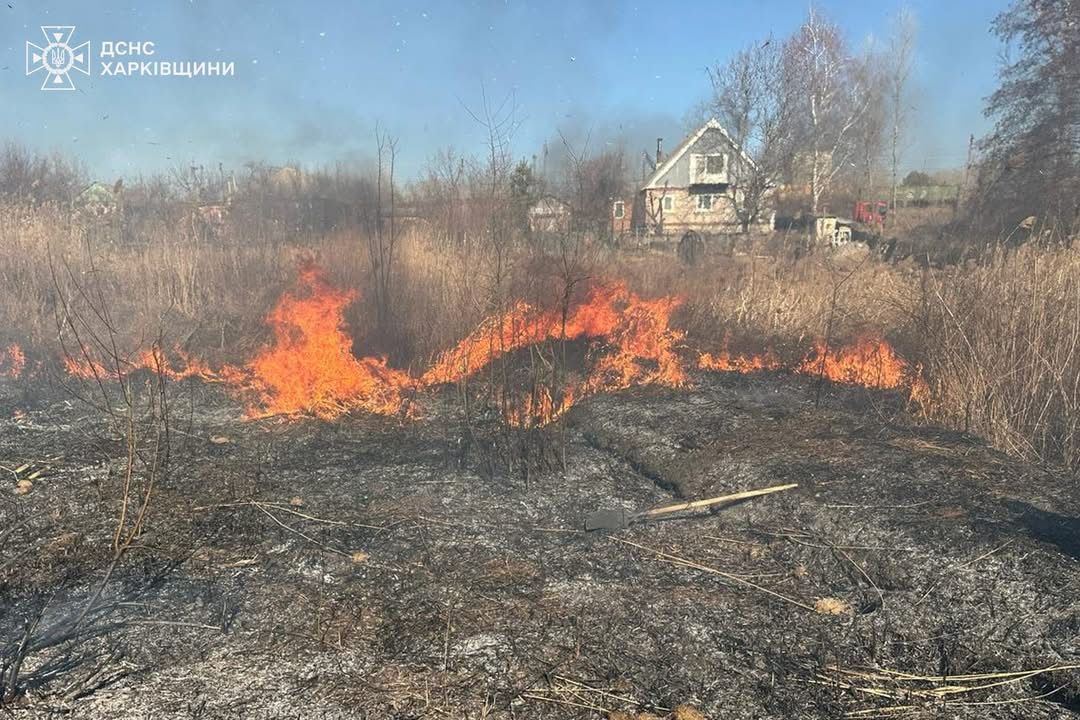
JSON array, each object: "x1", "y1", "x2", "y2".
[{"x1": 26, "y1": 26, "x2": 90, "y2": 91}]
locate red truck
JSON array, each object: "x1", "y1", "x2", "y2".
[{"x1": 853, "y1": 200, "x2": 888, "y2": 232}]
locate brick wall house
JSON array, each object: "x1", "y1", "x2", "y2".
[{"x1": 631, "y1": 119, "x2": 773, "y2": 236}]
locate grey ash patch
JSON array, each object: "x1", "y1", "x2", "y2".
[{"x1": 1, "y1": 373, "x2": 1078, "y2": 718}]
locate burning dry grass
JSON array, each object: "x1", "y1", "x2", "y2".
[
  {"x1": 242, "y1": 263, "x2": 412, "y2": 419},
  {"x1": 797, "y1": 337, "x2": 916, "y2": 390},
  {"x1": 699, "y1": 336, "x2": 928, "y2": 401},
  {"x1": 698, "y1": 345, "x2": 782, "y2": 374},
  {"x1": 40, "y1": 258, "x2": 694, "y2": 422},
  {"x1": 0, "y1": 344, "x2": 24, "y2": 378},
  {"x1": 44, "y1": 261, "x2": 925, "y2": 430},
  {"x1": 420, "y1": 283, "x2": 633, "y2": 387},
  {"x1": 0, "y1": 199, "x2": 1077, "y2": 468}
]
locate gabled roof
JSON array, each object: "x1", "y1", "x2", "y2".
[
  {"x1": 528, "y1": 195, "x2": 571, "y2": 214},
  {"x1": 642, "y1": 118, "x2": 756, "y2": 190},
  {"x1": 76, "y1": 181, "x2": 116, "y2": 205}
]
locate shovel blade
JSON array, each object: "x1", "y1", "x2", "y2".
[{"x1": 585, "y1": 508, "x2": 628, "y2": 531}]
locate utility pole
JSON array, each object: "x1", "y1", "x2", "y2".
[{"x1": 961, "y1": 133, "x2": 975, "y2": 199}]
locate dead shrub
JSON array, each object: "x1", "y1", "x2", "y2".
[{"x1": 913, "y1": 244, "x2": 1080, "y2": 470}]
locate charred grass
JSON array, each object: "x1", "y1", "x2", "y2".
[
  {"x1": 1, "y1": 201, "x2": 1079, "y2": 715},
  {"x1": 1, "y1": 373, "x2": 1078, "y2": 718}
]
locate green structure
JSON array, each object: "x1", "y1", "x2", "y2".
[
  {"x1": 75, "y1": 182, "x2": 118, "y2": 215},
  {"x1": 895, "y1": 184, "x2": 959, "y2": 207}
]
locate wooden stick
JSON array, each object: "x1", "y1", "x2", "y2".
[
  {"x1": 641, "y1": 483, "x2": 798, "y2": 519},
  {"x1": 615, "y1": 537, "x2": 816, "y2": 611}
]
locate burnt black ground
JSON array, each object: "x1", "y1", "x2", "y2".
[{"x1": 1, "y1": 371, "x2": 1079, "y2": 719}]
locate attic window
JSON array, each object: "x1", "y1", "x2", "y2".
[
  {"x1": 706, "y1": 154, "x2": 726, "y2": 175},
  {"x1": 613, "y1": 201, "x2": 625, "y2": 219}
]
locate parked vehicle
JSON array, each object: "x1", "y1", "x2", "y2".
[{"x1": 853, "y1": 200, "x2": 889, "y2": 232}]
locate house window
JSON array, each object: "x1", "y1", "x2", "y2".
[
  {"x1": 661, "y1": 195, "x2": 674, "y2": 212},
  {"x1": 706, "y1": 154, "x2": 726, "y2": 175},
  {"x1": 613, "y1": 201, "x2": 625, "y2": 219},
  {"x1": 696, "y1": 194, "x2": 713, "y2": 211}
]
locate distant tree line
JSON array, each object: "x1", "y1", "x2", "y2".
[
  {"x1": 0, "y1": 142, "x2": 85, "y2": 205},
  {"x1": 3, "y1": 0, "x2": 1075, "y2": 244}
]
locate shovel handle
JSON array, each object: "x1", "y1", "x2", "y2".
[{"x1": 640, "y1": 483, "x2": 798, "y2": 519}]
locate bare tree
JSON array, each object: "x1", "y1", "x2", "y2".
[
  {"x1": 422, "y1": 148, "x2": 473, "y2": 249},
  {"x1": 887, "y1": 7, "x2": 916, "y2": 209},
  {"x1": 367, "y1": 124, "x2": 399, "y2": 335},
  {"x1": 461, "y1": 85, "x2": 522, "y2": 471},
  {"x1": 849, "y1": 43, "x2": 888, "y2": 199},
  {"x1": 555, "y1": 130, "x2": 628, "y2": 238},
  {"x1": 464, "y1": 85, "x2": 519, "y2": 310},
  {"x1": 707, "y1": 37, "x2": 795, "y2": 231},
  {"x1": 783, "y1": 8, "x2": 871, "y2": 219},
  {"x1": 0, "y1": 143, "x2": 84, "y2": 206}
]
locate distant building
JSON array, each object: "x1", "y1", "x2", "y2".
[
  {"x1": 75, "y1": 181, "x2": 119, "y2": 217},
  {"x1": 527, "y1": 195, "x2": 572, "y2": 234},
  {"x1": 611, "y1": 196, "x2": 633, "y2": 237},
  {"x1": 895, "y1": 184, "x2": 960, "y2": 207},
  {"x1": 270, "y1": 165, "x2": 305, "y2": 190},
  {"x1": 633, "y1": 119, "x2": 772, "y2": 236}
]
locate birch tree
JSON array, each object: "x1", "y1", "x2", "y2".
[
  {"x1": 887, "y1": 7, "x2": 916, "y2": 210},
  {"x1": 783, "y1": 8, "x2": 871, "y2": 217},
  {"x1": 851, "y1": 42, "x2": 888, "y2": 199}
]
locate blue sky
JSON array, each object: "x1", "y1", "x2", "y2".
[{"x1": 1, "y1": 0, "x2": 1006, "y2": 182}]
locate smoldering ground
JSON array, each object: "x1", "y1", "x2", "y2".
[{"x1": 2, "y1": 368, "x2": 1078, "y2": 719}]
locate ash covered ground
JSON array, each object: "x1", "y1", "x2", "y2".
[{"x1": 1, "y1": 371, "x2": 1078, "y2": 719}]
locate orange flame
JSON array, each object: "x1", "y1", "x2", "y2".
[
  {"x1": 0, "y1": 344, "x2": 26, "y2": 378},
  {"x1": 697, "y1": 335, "x2": 927, "y2": 403},
  {"x1": 422, "y1": 284, "x2": 637, "y2": 387},
  {"x1": 241, "y1": 264, "x2": 411, "y2": 419},
  {"x1": 420, "y1": 299, "x2": 541, "y2": 386},
  {"x1": 63, "y1": 354, "x2": 109, "y2": 380},
  {"x1": 62, "y1": 345, "x2": 223, "y2": 383},
  {"x1": 799, "y1": 338, "x2": 930, "y2": 405},
  {"x1": 584, "y1": 294, "x2": 687, "y2": 393},
  {"x1": 797, "y1": 338, "x2": 911, "y2": 389},
  {"x1": 47, "y1": 264, "x2": 929, "y2": 425},
  {"x1": 137, "y1": 347, "x2": 221, "y2": 382},
  {"x1": 504, "y1": 291, "x2": 688, "y2": 427},
  {"x1": 504, "y1": 385, "x2": 577, "y2": 429},
  {"x1": 61, "y1": 267, "x2": 412, "y2": 421},
  {"x1": 698, "y1": 341, "x2": 782, "y2": 373}
]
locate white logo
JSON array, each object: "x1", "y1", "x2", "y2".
[{"x1": 26, "y1": 26, "x2": 90, "y2": 91}]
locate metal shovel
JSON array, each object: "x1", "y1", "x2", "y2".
[{"x1": 584, "y1": 482, "x2": 798, "y2": 531}]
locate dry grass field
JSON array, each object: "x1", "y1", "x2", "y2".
[{"x1": 1, "y1": 202, "x2": 1075, "y2": 470}]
